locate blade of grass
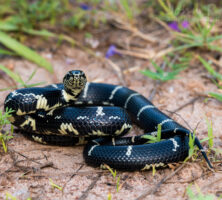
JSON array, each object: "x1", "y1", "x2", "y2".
[
  {"x1": 49, "y1": 178, "x2": 63, "y2": 191},
  {"x1": 23, "y1": 28, "x2": 56, "y2": 37},
  {"x1": 174, "y1": 0, "x2": 186, "y2": 16},
  {"x1": 198, "y1": 55, "x2": 222, "y2": 81},
  {"x1": 205, "y1": 117, "x2": 213, "y2": 149},
  {"x1": 188, "y1": 132, "x2": 195, "y2": 158},
  {"x1": 208, "y1": 92, "x2": 222, "y2": 102},
  {"x1": 207, "y1": 44, "x2": 222, "y2": 52},
  {"x1": 120, "y1": 0, "x2": 133, "y2": 20},
  {"x1": 172, "y1": 43, "x2": 201, "y2": 52},
  {"x1": 0, "y1": 48, "x2": 15, "y2": 55},
  {"x1": 0, "y1": 31, "x2": 53, "y2": 73},
  {"x1": 157, "y1": 124, "x2": 161, "y2": 142},
  {"x1": 142, "y1": 134, "x2": 159, "y2": 143},
  {"x1": 0, "y1": 81, "x2": 45, "y2": 91},
  {"x1": 157, "y1": 0, "x2": 175, "y2": 20},
  {"x1": 0, "y1": 86, "x2": 17, "y2": 91},
  {"x1": 26, "y1": 69, "x2": 38, "y2": 83},
  {"x1": 0, "y1": 132, "x2": 7, "y2": 152},
  {"x1": 24, "y1": 82, "x2": 46, "y2": 88},
  {"x1": 0, "y1": 20, "x2": 18, "y2": 31},
  {"x1": 200, "y1": 137, "x2": 212, "y2": 143},
  {"x1": 0, "y1": 64, "x2": 23, "y2": 84},
  {"x1": 207, "y1": 34, "x2": 222, "y2": 43}
]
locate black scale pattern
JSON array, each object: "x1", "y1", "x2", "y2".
[{"x1": 4, "y1": 82, "x2": 212, "y2": 170}]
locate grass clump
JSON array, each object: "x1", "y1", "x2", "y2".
[
  {"x1": 142, "y1": 124, "x2": 162, "y2": 143},
  {"x1": 49, "y1": 178, "x2": 63, "y2": 191},
  {"x1": 0, "y1": 108, "x2": 14, "y2": 153},
  {"x1": 104, "y1": 164, "x2": 121, "y2": 193},
  {"x1": 186, "y1": 184, "x2": 215, "y2": 200}
]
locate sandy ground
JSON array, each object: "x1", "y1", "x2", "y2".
[{"x1": 0, "y1": 43, "x2": 222, "y2": 200}]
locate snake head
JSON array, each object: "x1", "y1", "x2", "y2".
[{"x1": 63, "y1": 70, "x2": 87, "y2": 97}]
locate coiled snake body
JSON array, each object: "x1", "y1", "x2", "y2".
[{"x1": 4, "y1": 70, "x2": 212, "y2": 170}]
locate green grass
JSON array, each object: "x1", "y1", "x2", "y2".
[
  {"x1": 157, "y1": 0, "x2": 187, "y2": 21},
  {"x1": 104, "y1": 164, "x2": 121, "y2": 193},
  {"x1": 197, "y1": 56, "x2": 222, "y2": 103},
  {"x1": 0, "y1": 108, "x2": 14, "y2": 153},
  {"x1": 186, "y1": 184, "x2": 215, "y2": 200},
  {"x1": 0, "y1": 0, "x2": 98, "y2": 73},
  {"x1": 201, "y1": 117, "x2": 222, "y2": 156},
  {"x1": 208, "y1": 92, "x2": 222, "y2": 102},
  {"x1": 0, "y1": 0, "x2": 221, "y2": 90},
  {"x1": 0, "y1": 31, "x2": 53, "y2": 72},
  {"x1": 5, "y1": 192, "x2": 31, "y2": 200},
  {"x1": 171, "y1": 20, "x2": 222, "y2": 53},
  {"x1": 0, "y1": 65, "x2": 45, "y2": 90},
  {"x1": 185, "y1": 117, "x2": 218, "y2": 165},
  {"x1": 49, "y1": 178, "x2": 63, "y2": 191},
  {"x1": 188, "y1": 131, "x2": 196, "y2": 159},
  {"x1": 205, "y1": 117, "x2": 213, "y2": 149},
  {"x1": 141, "y1": 60, "x2": 183, "y2": 82},
  {"x1": 119, "y1": 0, "x2": 138, "y2": 22},
  {"x1": 198, "y1": 56, "x2": 222, "y2": 82},
  {"x1": 140, "y1": 0, "x2": 222, "y2": 107},
  {"x1": 141, "y1": 124, "x2": 163, "y2": 175},
  {"x1": 141, "y1": 0, "x2": 222, "y2": 85},
  {"x1": 142, "y1": 124, "x2": 162, "y2": 143},
  {"x1": 107, "y1": 193, "x2": 112, "y2": 200}
]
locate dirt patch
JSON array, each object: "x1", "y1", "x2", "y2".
[{"x1": 0, "y1": 42, "x2": 222, "y2": 200}]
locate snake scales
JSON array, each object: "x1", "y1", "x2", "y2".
[{"x1": 4, "y1": 70, "x2": 212, "y2": 170}]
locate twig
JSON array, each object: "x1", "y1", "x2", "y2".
[
  {"x1": 115, "y1": 47, "x2": 173, "y2": 61},
  {"x1": 22, "y1": 162, "x2": 54, "y2": 176},
  {"x1": 78, "y1": 174, "x2": 101, "y2": 200},
  {"x1": 1, "y1": 148, "x2": 54, "y2": 176},
  {"x1": 201, "y1": 176, "x2": 222, "y2": 191},
  {"x1": 111, "y1": 17, "x2": 158, "y2": 43},
  {"x1": 171, "y1": 96, "x2": 202, "y2": 113},
  {"x1": 135, "y1": 163, "x2": 186, "y2": 200},
  {"x1": 25, "y1": 170, "x2": 110, "y2": 179},
  {"x1": 165, "y1": 96, "x2": 204, "y2": 131},
  {"x1": 106, "y1": 59, "x2": 126, "y2": 86},
  {"x1": 152, "y1": 17, "x2": 173, "y2": 33},
  {"x1": 9, "y1": 148, "x2": 41, "y2": 165},
  {"x1": 62, "y1": 164, "x2": 84, "y2": 193},
  {"x1": 123, "y1": 66, "x2": 143, "y2": 74},
  {"x1": 165, "y1": 170, "x2": 212, "y2": 184},
  {"x1": 0, "y1": 159, "x2": 24, "y2": 177},
  {"x1": 166, "y1": 110, "x2": 193, "y2": 131},
  {"x1": 116, "y1": 49, "x2": 152, "y2": 60}
]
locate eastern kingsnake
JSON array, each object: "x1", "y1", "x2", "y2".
[{"x1": 4, "y1": 70, "x2": 212, "y2": 170}]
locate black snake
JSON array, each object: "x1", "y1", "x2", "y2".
[{"x1": 4, "y1": 70, "x2": 212, "y2": 170}]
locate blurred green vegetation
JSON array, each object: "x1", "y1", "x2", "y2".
[{"x1": 0, "y1": 0, "x2": 222, "y2": 105}]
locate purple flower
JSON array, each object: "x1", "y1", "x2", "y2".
[
  {"x1": 168, "y1": 20, "x2": 189, "y2": 32},
  {"x1": 168, "y1": 21, "x2": 180, "y2": 32},
  {"x1": 80, "y1": 3, "x2": 91, "y2": 10},
  {"x1": 105, "y1": 45, "x2": 119, "y2": 58},
  {"x1": 181, "y1": 20, "x2": 189, "y2": 29}
]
